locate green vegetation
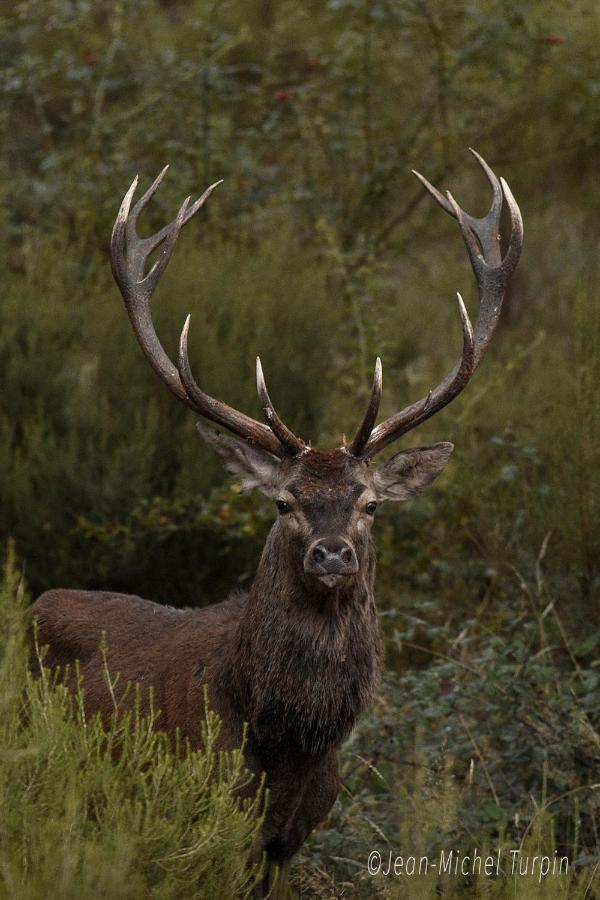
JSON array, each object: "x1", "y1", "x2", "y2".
[
  {"x1": 0, "y1": 547, "x2": 265, "y2": 898},
  {"x1": 1, "y1": 0, "x2": 599, "y2": 896}
]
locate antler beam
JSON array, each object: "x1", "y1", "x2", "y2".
[
  {"x1": 110, "y1": 168, "x2": 305, "y2": 458},
  {"x1": 351, "y1": 149, "x2": 523, "y2": 459}
]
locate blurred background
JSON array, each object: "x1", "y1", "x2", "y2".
[{"x1": 1, "y1": 0, "x2": 599, "y2": 895}]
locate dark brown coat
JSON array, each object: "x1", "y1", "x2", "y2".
[{"x1": 32, "y1": 442, "x2": 455, "y2": 861}]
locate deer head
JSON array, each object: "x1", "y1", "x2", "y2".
[{"x1": 110, "y1": 150, "x2": 522, "y2": 592}]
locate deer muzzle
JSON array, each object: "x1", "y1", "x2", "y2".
[{"x1": 304, "y1": 536, "x2": 359, "y2": 583}]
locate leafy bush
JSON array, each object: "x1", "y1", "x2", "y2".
[
  {"x1": 295, "y1": 582, "x2": 600, "y2": 897},
  {"x1": 0, "y1": 547, "x2": 265, "y2": 899}
]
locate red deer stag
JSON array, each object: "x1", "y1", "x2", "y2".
[{"x1": 32, "y1": 150, "x2": 522, "y2": 877}]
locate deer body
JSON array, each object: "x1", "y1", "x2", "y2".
[
  {"x1": 34, "y1": 451, "x2": 384, "y2": 860},
  {"x1": 31, "y1": 151, "x2": 522, "y2": 869},
  {"x1": 33, "y1": 588, "x2": 350, "y2": 860}
]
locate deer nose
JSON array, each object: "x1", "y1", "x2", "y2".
[{"x1": 305, "y1": 537, "x2": 358, "y2": 576}]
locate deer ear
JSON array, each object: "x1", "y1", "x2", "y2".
[
  {"x1": 372, "y1": 442, "x2": 453, "y2": 502},
  {"x1": 196, "y1": 421, "x2": 282, "y2": 496}
]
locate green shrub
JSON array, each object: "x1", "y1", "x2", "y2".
[
  {"x1": 0, "y1": 547, "x2": 265, "y2": 899},
  {"x1": 294, "y1": 552, "x2": 600, "y2": 898}
]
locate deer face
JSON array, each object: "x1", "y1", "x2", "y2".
[
  {"x1": 273, "y1": 450, "x2": 375, "y2": 588},
  {"x1": 196, "y1": 423, "x2": 453, "y2": 589}
]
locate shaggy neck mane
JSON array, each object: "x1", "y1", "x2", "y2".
[{"x1": 228, "y1": 525, "x2": 383, "y2": 757}]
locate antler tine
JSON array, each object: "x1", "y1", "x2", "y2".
[
  {"x1": 126, "y1": 169, "x2": 223, "y2": 275},
  {"x1": 176, "y1": 319, "x2": 285, "y2": 456},
  {"x1": 412, "y1": 147, "x2": 504, "y2": 266},
  {"x1": 348, "y1": 358, "x2": 382, "y2": 456},
  {"x1": 255, "y1": 358, "x2": 306, "y2": 454},
  {"x1": 110, "y1": 175, "x2": 139, "y2": 282},
  {"x1": 141, "y1": 194, "x2": 191, "y2": 293},
  {"x1": 361, "y1": 150, "x2": 523, "y2": 459},
  {"x1": 411, "y1": 169, "x2": 454, "y2": 216},
  {"x1": 110, "y1": 169, "x2": 297, "y2": 458},
  {"x1": 499, "y1": 177, "x2": 523, "y2": 277},
  {"x1": 110, "y1": 174, "x2": 185, "y2": 402},
  {"x1": 121, "y1": 166, "x2": 172, "y2": 282}
]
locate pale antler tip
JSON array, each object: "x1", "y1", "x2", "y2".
[
  {"x1": 178, "y1": 315, "x2": 192, "y2": 367},
  {"x1": 499, "y1": 176, "x2": 516, "y2": 201},
  {"x1": 374, "y1": 356, "x2": 382, "y2": 386},
  {"x1": 445, "y1": 190, "x2": 465, "y2": 223},
  {"x1": 189, "y1": 180, "x2": 224, "y2": 215},
  {"x1": 256, "y1": 356, "x2": 268, "y2": 398},
  {"x1": 116, "y1": 176, "x2": 139, "y2": 226},
  {"x1": 175, "y1": 196, "x2": 191, "y2": 225},
  {"x1": 467, "y1": 146, "x2": 487, "y2": 167},
  {"x1": 152, "y1": 165, "x2": 169, "y2": 186},
  {"x1": 456, "y1": 292, "x2": 474, "y2": 345},
  {"x1": 202, "y1": 180, "x2": 224, "y2": 201},
  {"x1": 124, "y1": 176, "x2": 138, "y2": 202}
]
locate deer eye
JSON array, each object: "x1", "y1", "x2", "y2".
[
  {"x1": 276, "y1": 500, "x2": 290, "y2": 514},
  {"x1": 365, "y1": 501, "x2": 378, "y2": 515}
]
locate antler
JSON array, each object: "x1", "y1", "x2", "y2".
[
  {"x1": 110, "y1": 168, "x2": 305, "y2": 458},
  {"x1": 350, "y1": 149, "x2": 523, "y2": 459},
  {"x1": 348, "y1": 358, "x2": 382, "y2": 455}
]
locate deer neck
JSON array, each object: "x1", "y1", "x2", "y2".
[{"x1": 228, "y1": 525, "x2": 383, "y2": 756}]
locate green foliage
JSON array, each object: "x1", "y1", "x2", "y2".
[
  {"x1": 296, "y1": 604, "x2": 600, "y2": 897},
  {"x1": 0, "y1": 548, "x2": 265, "y2": 899},
  {"x1": 1, "y1": 0, "x2": 600, "y2": 896},
  {"x1": 0, "y1": 224, "x2": 337, "y2": 600},
  {"x1": 73, "y1": 484, "x2": 272, "y2": 602}
]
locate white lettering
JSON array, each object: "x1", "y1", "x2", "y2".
[{"x1": 439, "y1": 850, "x2": 453, "y2": 874}]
